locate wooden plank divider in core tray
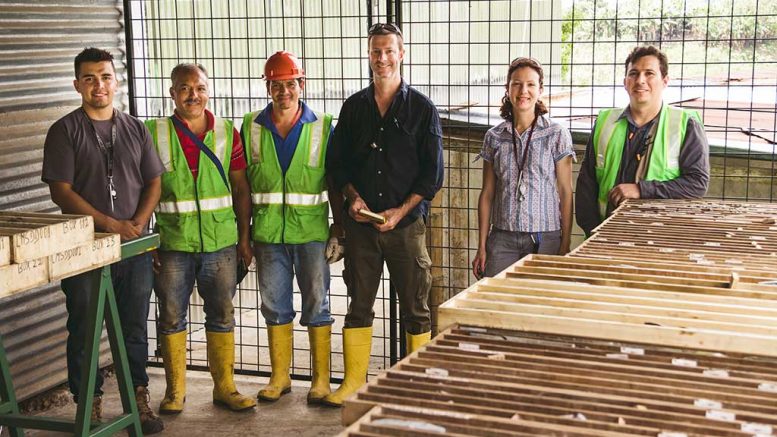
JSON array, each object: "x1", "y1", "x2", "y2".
[
  {"x1": 0, "y1": 212, "x2": 119, "y2": 298},
  {"x1": 342, "y1": 325, "x2": 777, "y2": 437}
]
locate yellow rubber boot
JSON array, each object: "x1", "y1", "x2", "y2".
[
  {"x1": 206, "y1": 331, "x2": 257, "y2": 411},
  {"x1": 159, "y1": 331, "x2": 187, "y2": 414},
  {"x1": 406, "y1": 331, "x2": 432, "y2": 354},
  {"x1": 307, "y1": 325, "x2": 331, "y2": 404},
  {"x1": 258, "y1": 323, "x2": 293, "y2": 401},
  {"x1": 322, "y1": 326, "x2": 372, "y2": 407}
]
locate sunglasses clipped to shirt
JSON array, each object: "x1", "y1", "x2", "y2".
[{"x1": 368, "y1": 22, "x2": 403, "y2": 38}]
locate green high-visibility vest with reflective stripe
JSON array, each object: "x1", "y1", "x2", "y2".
[
  {"x1": 592, "y1": 105, "x2": 700, "y2": 219},
  {"x1": 146, "y1": 117, "x2": 237, "y2": 252},
  {"x1": 242, "y1": 109, "x2": 333, "y2": 244}
]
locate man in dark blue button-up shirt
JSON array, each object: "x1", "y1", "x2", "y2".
[
  {"x1": 328, "y1": 80, "x2": 443, "y2": 228},
  {"x1": 323, "y1": 22, "x2": 443, "y2": 407}
]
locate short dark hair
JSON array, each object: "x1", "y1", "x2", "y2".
[
  {"x1": 368, "y1": 22, "x2": 404, "y2": 48},
  {"x1": 74, "y1": 47, "x2": 115, "y2": 79},
  {"x1": 624, "y1": 45, "x2": 669, "y2": 78},
  {"x1": 500, "y1": 57, "x2": 548, "y2": 122}
]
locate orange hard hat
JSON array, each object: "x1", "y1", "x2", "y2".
[{"x1": 263, "y1": 51, "x2": 305, "y2": 81}]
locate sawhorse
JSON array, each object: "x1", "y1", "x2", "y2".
[{"x1": 0, "y1": 234, "x2": 159, "y2": 436}]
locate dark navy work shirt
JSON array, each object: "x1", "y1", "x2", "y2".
[{"x1": 327, "y1": 81, "x2": 444, "y2": 228}]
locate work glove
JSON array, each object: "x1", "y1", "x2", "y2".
[{"x1": 325, "y1": 224, "x2": 346, "y2": 264}]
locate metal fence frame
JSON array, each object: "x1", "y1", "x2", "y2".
[{"x1": 124, "y1": 0, "x2": 777, "y2": 381}]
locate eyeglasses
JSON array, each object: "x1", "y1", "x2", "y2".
[{"x1": 368, "y1": 22, "x2": 403, "y2": 38}]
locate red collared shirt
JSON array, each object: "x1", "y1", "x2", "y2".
[{"x1": 172, "y1": 109, "x2": 247, "y2": 178}]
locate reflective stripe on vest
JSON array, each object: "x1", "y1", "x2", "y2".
[
  {"x1": 595, "y1": 108, "x2": 624, "y2": 168},
  {"x1": 307, "y1": 112, "x2": 326, "y2": 167},
  {"x1": 251, "y1": 191, "x2": 329, "y2": 206},
  {"x1": 249, "y1": 110, "x2": 263, "y2": 164},
  {"x1": 665, "y1": 107, "x2": 683, "y2": 169},
  {"x1": 156, "y1": 195, "x2": 233, "y2": 214},
  {"x1": 213, "y1": 117, "x2": 228, "y2": 163},
  {"x1": 155, "y1": 119, "x2": 173, "y2": 171}
]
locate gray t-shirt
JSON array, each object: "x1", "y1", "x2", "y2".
[{"x1": 42, "y1": 108, "x2": 164, "y2": 228}]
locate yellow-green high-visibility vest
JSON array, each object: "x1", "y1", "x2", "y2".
[
  {"x1": 592, "y1": 105, "x2": 701, "y2": 219},
  {"x1": 242, "y1": 110, "x2": 333, "y2": 244},
  {"x1": 146, "y1": 117, "x2": 237, "y2": 252}
]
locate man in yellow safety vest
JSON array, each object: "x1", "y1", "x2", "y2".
[{"x1": 576, "y1": 45, "x2": 710, "y2": 236}]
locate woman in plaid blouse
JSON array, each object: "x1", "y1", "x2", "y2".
[{"x1": 472, "y1": 57, "x2": 575, "y2": 279}]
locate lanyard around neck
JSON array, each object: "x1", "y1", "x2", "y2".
[
  {"x1": 511, "y1": 115, "x2": 538, "y2": 175},
  {"x1": 82, "y1": 108, "x2": 117, "y2": 177}
]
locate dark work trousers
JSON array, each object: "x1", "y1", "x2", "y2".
[
  {"x1": 61, "y1": 253, "x2": 153, "y2": 398},
  {"x1": 343, "y1": 215, "x2": 432, "y2": 334}
]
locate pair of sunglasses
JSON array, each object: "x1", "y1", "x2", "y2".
[
  {"x1": 510, "y1": 57, "x2": 543, "y2": 68},
  {"x1": 368, "y1": 22, "x2": 403, "y2": 38}
]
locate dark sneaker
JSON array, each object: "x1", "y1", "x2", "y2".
[{"x1": 135, "y1": 386, "x2": 164, "y2": 434}]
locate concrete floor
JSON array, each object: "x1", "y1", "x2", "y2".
[{"x1": 22, "y1": 367, "x2": 345, "y2": 436}]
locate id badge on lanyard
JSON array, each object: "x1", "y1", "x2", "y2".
[
  {"x1": 511, "y1": 116, "x2": 537, "y2": 203},
  {"x1": 83, "y1": 108, "x2": 118, "y2": 211}
]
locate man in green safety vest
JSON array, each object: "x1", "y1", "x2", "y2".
[
  {"x1": 241, "y1": 51, "x2": 342, "y2": 404},
  {"x1": 576, "y1": 45, "x2": 710, "y2": 236},
  {"x1": 145, "y1": 63, "x2": 256, "y2": 414}
]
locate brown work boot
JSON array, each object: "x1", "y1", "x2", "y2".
[
  {"x1": 90, "y1": 395, "x2": 102, "y2": 422},
  {"x1": 135, "y1": 386, "x2": 164, "y2": 434}
]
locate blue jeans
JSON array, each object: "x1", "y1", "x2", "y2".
[
  {"x1": 61, "y1": 253, "x2": 153, "y2": 397},
  {"x1": 154, "y1": 246, "x2": 237, "y2": 334},
  {"x1": 254, "y1": 241, "x2": 333, "y2": 327}
]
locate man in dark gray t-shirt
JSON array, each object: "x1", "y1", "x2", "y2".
[
  {"x1": 41, "y1": 47, "x2": 165, "y2": 434},
  {"x1": 43, "y1": 109, "x2": 162, "y2": 222}
]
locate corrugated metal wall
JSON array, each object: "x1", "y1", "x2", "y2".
[{"x1": 0, "y1": 0, "x2": 125, "y2": 401}]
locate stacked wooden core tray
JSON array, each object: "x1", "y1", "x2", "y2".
[
  {"x1": 572, "y1": 199, "x2": 777, "y2": 272},
  {"x1": 0, "y1": 211, "x2": 120, "y2": 298},
  {"x1": 342, "y1": 325, "x2": 777, "y2": 437},
  {"x1": 342, "y1": 199, "x2": 777, "y2": 436},
  {"x1": 437, "y1": 253, "x2": 777, "y2": 355}
]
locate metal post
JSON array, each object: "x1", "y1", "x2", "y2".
[
  {"x1": 122, "y1": 0, "x2": 138, "y2": 117},
  {"x1": 0, "y1": 335, "x2": 22, "y2": 437}
]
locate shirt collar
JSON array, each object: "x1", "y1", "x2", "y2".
[
  {"x1": 364, "y1": 79, "x2": 409, "y2": 104},
  {"x1": 495, "y1": 114, "x2": 549, "y2": 134},
  {"x1": 254, "y1": 100, "x2": 316, "y2": 129},
  {"x1": 173, "y1": 108, "x2": 215, "y2": 132},
  {"x1": 620, "y1": 104, "x2": 663, "y2": 127}
]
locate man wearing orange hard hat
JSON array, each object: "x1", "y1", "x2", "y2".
[{"x1": 240, "y1": 51, "x2": 342, "y2": 404}]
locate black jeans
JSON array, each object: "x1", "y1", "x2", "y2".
[{"x1": 61, "y1": 253, "x2": 153, "y2": 397}]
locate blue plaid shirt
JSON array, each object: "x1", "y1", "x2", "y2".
[{"x1": 480, "y1": 115, "x2": 575, "y2": 232}]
